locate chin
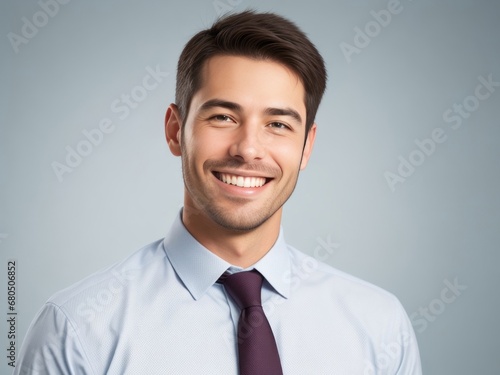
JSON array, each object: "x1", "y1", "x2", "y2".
[{"x1": 207, "y1": 206, "x2": 277, "y2": 232}]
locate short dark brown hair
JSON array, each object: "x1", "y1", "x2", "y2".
[{"x1": 175, "y1": 10, "x2": 327, "y2": 134}]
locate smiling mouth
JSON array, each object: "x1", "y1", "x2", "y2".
[{"x1": 213, "y1": 172, "x2": 270, "y2": 188}]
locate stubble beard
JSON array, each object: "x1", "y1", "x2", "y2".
[{"x1": 180, "y1": 151, "x2": 299, "y2": 232}]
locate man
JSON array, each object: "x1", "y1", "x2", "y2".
[{"x1": 15, "y1": 11, "x2": 422, "y2": 374}]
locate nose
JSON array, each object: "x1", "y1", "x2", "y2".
[{"x1": 228, "y1": 122, "x2": 267, "y2": 162}]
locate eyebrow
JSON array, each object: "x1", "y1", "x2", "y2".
[
  {"x1": 198, "y1": 99, "x2": 303, "y2": 126},
  {"x1": 199, "y1": 99, "x2": 242, "y2": 113},
  {"x1": 264, "y1": 107, "x2": 302, "y2": 125}
]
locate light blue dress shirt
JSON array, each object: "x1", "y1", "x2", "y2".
[{"x1": 14, "y1": 211, "x2": 422, "y2": 374}]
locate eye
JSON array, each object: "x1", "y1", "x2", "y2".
[
  {"x1": 210, "y1": 114, "x2": 234, "y2": 122},
  {"x1": 268, "y1": 122, "x2": 291, "y2": 130}
]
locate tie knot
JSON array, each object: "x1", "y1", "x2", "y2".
[{"x1": 220, "y1": 270, "x2": 263, "y2": 309}]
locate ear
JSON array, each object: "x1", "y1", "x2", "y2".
[
  {"x1": 300, "y1": 123, "x2": 317, "y2": 170},
  {"x1": 165, "y1": 103, "x2": 182, "y2": 156}
]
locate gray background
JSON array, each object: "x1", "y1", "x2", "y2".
[{"x1": 1, "y1": 0, "x2": 499, "y2": 374}]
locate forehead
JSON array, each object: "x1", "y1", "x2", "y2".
[{"x1": 193, "y1": 55, "x2": 306, "y2": 116}]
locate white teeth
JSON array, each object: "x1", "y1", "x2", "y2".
[{"x1": 217, "y1": 173, "x2": 266, "y2": 188}]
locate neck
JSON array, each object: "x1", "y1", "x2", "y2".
[{"x1": 182, "y1": 204, "x2": 282, "y2": 268}]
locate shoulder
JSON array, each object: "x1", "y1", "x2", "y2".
[
  {"x1": 48, "y1": 238, "x2": 166, "y2": 311},
  {"x1": 283, "y1": 246, "x2": 421, "y2": 374},
  {"x1": 285, "y1": 245, "x2": 420, "y2": 360},
  {"x1": 16, "y1": 238, "x2": 171, "y2": 373},
  {"x1": 286, "y1": 244, "x2": 405, "y2": 314}
]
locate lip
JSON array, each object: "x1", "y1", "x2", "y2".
[
  {"x1": 212, "y1": 171, "x2": 272, "y2": 196},
  {"x1": 212, "y1": 169, "x2": 273, "y2": 179}
]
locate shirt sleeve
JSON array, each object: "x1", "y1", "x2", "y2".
[
  {"x1": 13, "y1": 302, "x2": 93, "y2": 375},
  {"x1": 393, "y1": 300, "x2": 423, "y2": 375}
]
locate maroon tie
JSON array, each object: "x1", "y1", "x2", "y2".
[{"x1": 220, "y1": 270, "x2": 283, "y2": 375}]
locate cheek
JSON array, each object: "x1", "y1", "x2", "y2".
[
  {"x1": 271, "y1": 142, "x2": 305, "y2": 172},
  {"x1": 186, "y1": 130, "x2": 227, "y2": 166},
  {"x1": 200, "y1": 127, "x2": 236, "y2": 150}
]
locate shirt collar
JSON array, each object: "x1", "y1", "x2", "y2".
[
  {"x1": 251, "y1": 229, "x2": 290, "y2": 299},
  {"x1": 162, "y1": 210, "x2": 291, "y2": 300}
]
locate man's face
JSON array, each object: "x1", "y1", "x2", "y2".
[{"x1": 169, "y1": 55, "x2": 316, "y2": 231}]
